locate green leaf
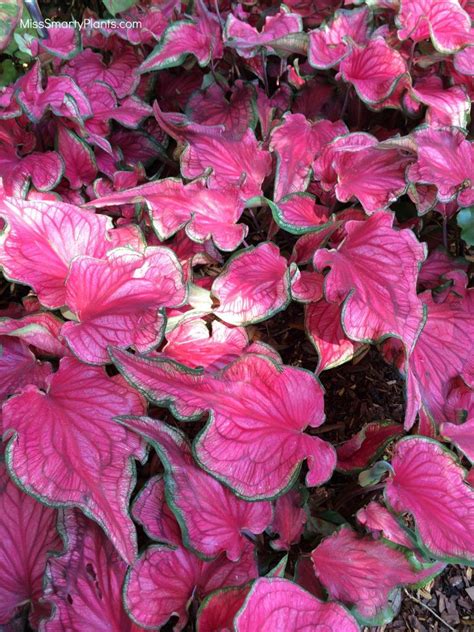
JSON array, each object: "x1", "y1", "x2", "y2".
[
  {"x1": 0, "y1": 58, "x2": 18, "y2": 85},
  {"x1": 457, "y1": 206, "x2": 474, "y2": 247},
  {"x1": 359, "y1": 460, "x2": 393, "y2": 487},
  {"x1": 101, "y1": 0, "x2": 138, "y2": 16}
]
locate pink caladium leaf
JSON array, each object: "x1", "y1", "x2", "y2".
[
  {"x1": 454, "y1": 44, "x2": 474, "y2": 75},
  {"x1": 178, "y1": 127, "x2": 272, "y2": 200},
  {"x1": 41, "y1": 510, "x2": 142, "y2": 631},
  {"x1": 17, "y1": 63, "x2": 92, "y2": 124},
  {"x1": 153, "y1": 102, "x2": 271, "y2": 194},
  {"x1": 119, "y1": 415, "x2": 272, "y2": 561},
  {"x1": 87, "y1": 178, "x2": 247, "y2": 251},
  {"x1": 269, "y1": 489, "x2": 307, "y2": 551},
  {"x1": 63, "y1": 46, "x2": 140, "y2": 99},
  {"x1": 0, "y1": 337, "x2": 52, "y2": 403},
  {"x1": 290, "y1": 267, "x2": 324, "y2": 303},
  {"x1": 140, "y1": 6, "x2": 223, "y2": 72},
  {"x1": 0, "y1": 145, "x2": 64, "y2": 197},
  {"x1": 0, "y1": 197, "x2": 112, "y2": 309},
  {"x1": 314, "y1": 212, "x2": 426, "y2": 354},
  {"x1": 186, "y1": 81, "x2": 256, "y2": 140},
  {"x1": 338, "y1": 38, "x2": 408, "y2": 105},
  {"x1": 0, "y1": 312, "x2": 67, "y2": 357},
  {"x1": 2, "y1": 357, "x2": 146, "y2": 564},
  {"x1": 212, "y1": 243, "x2": 291, "y2": 326},
  {"x1": 235, "y1": 578, "x2": 360, "y2": 631},
  {"x1": 269, "y1": 114, "x2": 346, "y2": 201},
  {"x1": 404, "y1": 284, "x2": 474, "y2": 429},
  {"x1": 396, "y1": 0, "x2": 474, "y2": 53},
  {"x1": 331, "y1": 143, "x2": 412, "y2": 214},
  {"x1": 196, "y1": 584, "x2": 250, "y2": 632},
  {"x1": 407, "y1": 127, "x2": 474, "y2": 207},
  {"x1": 123, "y1": 541, "x2": 257, "y2": 630},
  {"x1": 61, "y1": 247, "x2": 186, "y2": 365},
  {"x1": 305, "y1": 298, "x2": 361, "y2": 373},
  {"x1": 57, "y1": 125, "x2": 97, "y2": 190},
  {"x1": 308, "y1": 7, "x2": 371, "y2": 69},
  {"x1": 418, "y1": 249, "x2": 468, "y2": 290},
  {"x1": 385, "y1": 436, "x2": 474, "y2": 564},
  {"x1": 0, "y1": 462, "x2": 61, "y2": 626},
  {"x1": 111, "y1": 350, "x2": 336, "y2": 499},
  {"x1": 224, "y1": 7, "x2": 303, "y2": 59},
  {"x1": 409, "y1": 76, "x2": 471, "y2": 128},
  {"x1": 270, "y1": 193, "x2": 331, "y2": 235},
  {"x1": 163, "y1": 318, "x2": 252, "y2": 371},
  {"x1": 441, "y1": 411, "x2": 474, "y2": 462},
  {"x1": 131, "y1": 475, "x2": 183, "y2": 545},
  {"x1": 312, "y1": 526, "x2": 442, "y2": 625},
  {"x1": 356, "y1": 501, "x2": 414, "y2": 549},
  {"x1": 313, "y1": 132, "x2": 376, "y2": 193},
  {"x1": 31, "y1": 26, "x2": 81, "y2": 60},
  {"x1": 336, "y1": 422, "x2": 403, "y2": 472}
]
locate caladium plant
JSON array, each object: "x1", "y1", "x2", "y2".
[{"x1": 0, "y1": 0, "x2": 473, "y2": 629}]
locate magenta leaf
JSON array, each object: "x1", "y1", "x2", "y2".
[
  {"x1": 0, "y1": 145, "x2": 64, "y2": 197},
  {"x1": 212, "y1": 242, "x2": 291, "y2": 326},
  {"x1": 410, "y1": 75, "x2": 471, "y2": 128},
  {"x1": 305, "y1": 298, "x2": 361, "y2": 373},
  {"x1": 88, "y1": 178, "x2": 247, "y2": 251},
  {"x1": 119, "y1": 415, "x2": 272, "y2": 561},
  {"x1": 0, "y1": 197, "x2": 112, "y2": 309},
  {"x1": 404, "y1": 284, "x2": 474, "y2": 429},
  {"x1": 331, "y1": 143, "x2": 412, "y2": 214},
  {"x1": 308, "y1": 6, "x2": 370, "y2": 69},
  {"x1": 312, "y1": 526, "x2": 442, "y2": 625},
  {"x1": 123, "y1": 541, "x2": 257, "y2": 630},
  {"x1": 57, "y1": 125, "x2": 97, "y2": 190},
  {"x1": 180, "y1": 127, "x2": 272, "y2": 200},
  {"x1": 271, "y1": 193, "x2": 331, "y2": 235},
  {"x1": 441, "y1": 416, "x2": 474, "y2": 463},
  {"x1": 17, "y1": 63, "x2": 92, "y2": 124},
  {"x1": 407, "y1": 127, "x2": 474, "y2": 208},
  {"x1": 0, "y1": 337, "x2": 52, "y2": 403},
  {"x1": 2, "y1": 357, "x2": 146, "y2": 564},
  {"x1": 0, "y1": 312, "x2": 67, "y2": 357},
  {"x1": 357, "y1": 501, "x2": 414, "y2": 549},
  {"x1": 269, "y1": 489, "x2": 307, "y2": 551},
  {"x1": 290, "y1": 267, "x2": 324, "y2": 304},
  {"x1": 0, "y1": 462, "x2": 61, "y2": 625},
  {"x1": 186, "y1": 81, "x2": 256, "y2": 140},
  {"x1": 154, "y1": 105, "x2": 272, "y2": 199},
  {"x1": 140, "y1": 10, "x2": 222, "y2": 72},
  {"x1": 385, "y1": 436, "x2": 474, "y2": 564},
  {"x1": 131, "y1": 475, "x2": 183, "y2": 546},
  {"x1": 224, "y1": 7, "x2": 303, "y2": 59},
  {"x1": 61, "y1": 247, "x2": 186, "y2": 364},
  {"x1": 34, "y1": 26, "x2": 81, "y2": 60},
  {"x1": 336, "y1": 422, "x2": 403, "y2": 472},
  {"x1": 197, "y1": 584, "x2": 250, "y2": 632},
  {"x1": 111, "y1": 349, "x2": 336, "y2": 499},
  {"x1": 396, "y1": 0, "x2": 474, "y2": 53},
  {"x1": 63, "y1": 46, "x2": 140, "y2": 99},
  {"x1": 41, "y1": 509, "x2": 142, "y2": 631},
  {"x1": 235, "y1": 578, "x2": 360, "y2": 631},
  {"x1": 338, "y1": 38, "x2": 408, "y2": 105},
  {"x1": 314, "y1": 212, "x2": 426, "y2": 354},
  {"x1": 269, "y1": 114, "x2": 346, "y2": 201},
  {"x1": 163, "y1": 318, "x2": 253, "y2": 371}
]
